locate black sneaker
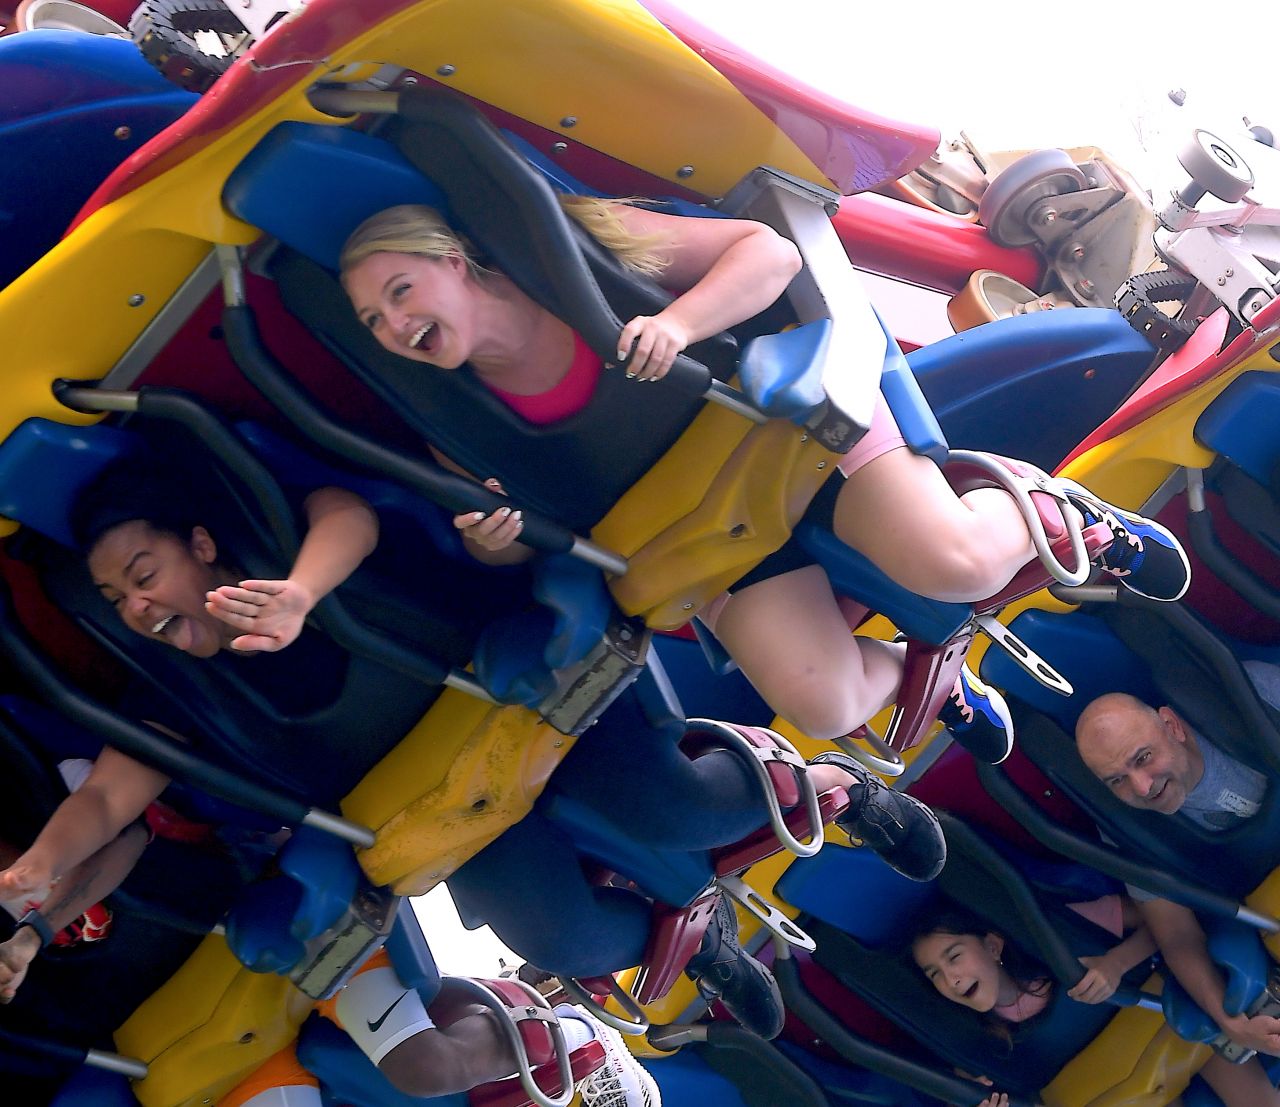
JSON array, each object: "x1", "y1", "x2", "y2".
[
  {"x1": 937, "y1": 664, "x2": 1015, "y2": 764},
  {"x1": 1058, "y1": 479, "x2": 1191, "y2": 602},
  {"x1": 811, "y1": 751, "x2": 946, "y2": 881},
  {"x1": 685, "y1": 894, "x2": 784, "y2": 1039}
]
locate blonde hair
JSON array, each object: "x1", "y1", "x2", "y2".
[{"x1": 338, "y1": 196, "x2": 670, "y2": 281}]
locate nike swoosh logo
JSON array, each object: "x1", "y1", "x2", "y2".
[{"x1": 366, "y1": 990, "x2": 413, "y2": 1033}]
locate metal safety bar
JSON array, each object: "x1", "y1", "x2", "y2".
[
  {"x1": 687, "y1": 718, "x2": 825, "y2": 859},
  {"x1": 556, "y1": 974, "x2": 649, "y2": 1037}
]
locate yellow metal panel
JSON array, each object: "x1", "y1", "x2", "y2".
[
  {"x1": 115, "y1": 935, "x2": 310, "y2": 1107},
  {"x1": 1042, "y1": 1008, "x2": 1205, "y2": 1107},
  {"x1": 345, "y1": 694, "x2": 577, "y2": 895},
  {"x1": 595, "y1": 406, "x2": 839, "y2": 628}
]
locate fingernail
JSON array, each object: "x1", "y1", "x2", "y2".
[
  {"x1": 498, "y1": 507, "x2": 511, "y2": 517},
  {"x1": 617, "y1": 349, "x2": 628, "y2": 361},
  {"x1": 472, "y1": 512, "x2": 486, "y2": 521},
  {"x1": 512, "y1": 511, "x2": 522, "y2": 522}
]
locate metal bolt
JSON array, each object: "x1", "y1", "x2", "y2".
[
  {"x1": 1251, "y1": 300, "x2": 1264, "y2": 313},
  {"x1": 1038, "y1": 208, "x2": 1058, "y2": 225},
  {"x1": 560, "y1": 116, "x2": 577, "y2": 128},
  {"x1": 1074, "y1": 278, "x2": 1095, "y2": 298},
  {"x1": 799, "y1": 433, "x2": 808, "y2": 443},
  {"x1": 676, "y1": 165, "x2": 695, "y2": 178},
  {"x1": 816, "y1": 460, "x2": 827, "y2": 470},
  {"x1": 619, "y1": 626, "x2": 632, "y2": 640},
  {"x1": 113, "y1": 125, "x2": 132, "y2": 141},
  {"x1": 1069, "y1": 243, "x2": 1085, "y2": 260},
  {"x1": 128, "y1": 294, "x2": 145, "y2": 307},
  {"x1": 551, "y1": 141, "x2": 568, "y2": 154},
  {"x1": 402, "y1": 75, "x2": 418, "y2": 85},
  {"x1": 682, "y1": 602, "x2": 694, "y2": 610},
  {"x1": 1217, "y1": 276, "x2": 1228, "y2": 286},
  {"x1": 435, "y1": 64, "x2": 455, "y2": 77},
  {"x1": 1225, "y1": 268, "x2": 1235, "y2": 277}
]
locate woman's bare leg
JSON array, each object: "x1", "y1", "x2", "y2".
[
  {"x1": 1201, "y1": 1053, "x2": 1280, "y2": 1107},
  {"x1": 712, "y1": 564, "x2": 906, "y2": 740},
  {"x1": 832, "y1": 445, "x2": 1042, "y2": 603}
]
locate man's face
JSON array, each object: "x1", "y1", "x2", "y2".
[{"x1": 1079, "y1": 705, "x2": 1200, "y2": 815}]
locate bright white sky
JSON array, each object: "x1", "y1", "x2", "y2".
[{"x1": 416, "y1": 0, "x2": 1278, "y2": 976}]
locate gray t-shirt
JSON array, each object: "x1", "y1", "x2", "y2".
[{"x1": 1120, "y1": 659, "x2": 1276, "y2": 899}]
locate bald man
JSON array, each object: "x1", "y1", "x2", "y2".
[{"x1": 1076, "y1": 661, "x2": 1280, "y2": 1105}]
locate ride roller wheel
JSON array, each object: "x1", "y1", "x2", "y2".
[
  {"x1": 1177, "y1": 128, "x2": 1254, "y2": 203},
  {"x1": 977, "y1": 148, "x2": 1088, "y2": 248},
  {"x1": 130, "y1": 0, "x2": 247, "y2": 93},
  {"x1": 947, "y1": 270, "x2": 1038, "y2": 331}
]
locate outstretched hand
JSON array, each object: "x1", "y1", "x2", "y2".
[{"x1": 206, "y1": 579, "x2": 314, "y2": 653}]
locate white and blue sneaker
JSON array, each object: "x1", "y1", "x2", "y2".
[
  {"x1": 1058, "y1": 479, "x2": 1191, "y2": 602},
  {"x1": 938, "y1": 664, "x2": 1014, "y2": 765}
]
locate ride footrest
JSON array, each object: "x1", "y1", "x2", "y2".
[
  {"x1": 631, "y1": 891, "x2": 720, "y2": 1005},
  {"x1": 712, "y1": 787, "x2": 849, "y2": 876},
  {"x1": 472, "y1": 1041, "x2": 606, "y2": 1107}
]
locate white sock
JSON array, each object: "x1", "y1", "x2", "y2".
[{"x1": 553, "y1": 1004, "x2": 597, "y2": 1052}]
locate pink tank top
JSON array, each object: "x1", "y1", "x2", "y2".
[{"x1": 484, "y1": 332, "x2": 602, "y2": 425}]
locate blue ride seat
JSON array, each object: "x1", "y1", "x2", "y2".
[
  {"x1": 982, "y1": 603, "x2": 1280, "y2": 901},
  {"x1": 0, "y1": 30, "x2": 197, "y2": 289},
  {"x1": 777, "y1": 817, "x2": 1149, "y2": 1097},
  {"x1": 910, "y1": 307, "x2": 1156, "y2": 471},
  {"x1": 1161, "y1": 917, "x2": 1274, "y2": 1046},
  {"x1": 1196, "y1": 370, "x2": 1280, "y2": 493}
]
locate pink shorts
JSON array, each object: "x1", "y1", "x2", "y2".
[{"x1": 698, "y1": 393, "x2": 905, "y2": 631}]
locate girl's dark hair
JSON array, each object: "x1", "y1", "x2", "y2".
[
  {"x1": 71, "y1": 458, "x2": 202, "y2": 553},
  {"x1": 908, "y1": 904, "x2": 1052, "y2": 1049}
]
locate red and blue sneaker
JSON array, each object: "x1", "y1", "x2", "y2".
[
  {"x1": 938, "y1": 664, "x2": 1014, "y2": 765},
  {"x1": 1058, "y1": 479, "x2": 1191, "y2": 602}
]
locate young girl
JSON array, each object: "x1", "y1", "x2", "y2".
[
  {"x1": 339, "y1": 200, "x2": 1191, "y2": 766},
  {"x1": 911, "y1": 905, "x2": 1280, "y2": 1107}
]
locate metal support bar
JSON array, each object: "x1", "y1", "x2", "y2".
[
  {"x1": 556, "y1": 975, "x2": 649, "y2": 1036},
  {"x1": 84, "y1": 1049, "x2": 149, "y2": 1080}
]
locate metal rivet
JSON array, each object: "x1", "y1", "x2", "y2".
[
  {"x1": 402, "y1": 75, "x2": 418, "y2": 85},
  {"x1": 1069, "y1": 243, "x2": 1085, "y2": 260},
  {"x1": 816, "y1": 460, "x2": 827, "y2": 470},
  {"x1": 553, "y1": 739, "x2": 563, "y2": 748},
  {"x1": 1217, "y1": 276, "x2": 1228, "y2": 286},
  {"x1": 1075, "y1": 278, "x2": 1095, "y2": 298},
  {"x1": 435, "y1": 64, "x2": 455, "y2": 77},
  {"x1": 114, "y1": 125, "x2": 132, "y2": 141},
  {"x1": 729, "y1": 524, "x2": 746, "y2": 538},
  {"x1": 682, "y1": 602, "x2": 694, "y2": 610},
  {"x1": 560, "y1": 116, "x2": 577, "y2": 128},
  {"x1": 128, "y1": 294, "x2": 145, "y2": 307},
  {"x1": 551, "y1": 141, "x2": 568, "y2": 155},
  {"x1": 1225, "y1": 268, "x2": 1234, "y2": 277},
  {"x1": 676, "y1": 165, "x2": 695, "y2": 178},
  {"x1": 799, "y1": 433, "x2": 808, "y2": 443}
]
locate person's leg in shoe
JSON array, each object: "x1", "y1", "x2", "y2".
[
  {"x1": 709, "y1": 565, "x2": 906, "y2": 742},
  {"x1": 936, "y1": 665, "x2": 1015, "y2": 764},
  {"x1": 684, "y1": 894, "x2": 784, "y2": 1039},
  {"x1": 807, "y1": 751, "x2": 945, "y2": 881},
  {"x1": 556, "y1": 1004, "x2": 661, "y2": 1107},
  {"x1": 1055, "y1": 478, "x2": 1190, "y2": 601},
  {"x1": 319, "y1": 951, "x2": 517, "y2": 1099}
]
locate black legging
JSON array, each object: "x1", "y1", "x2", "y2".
[{"x1": 448, "y1": 693, "x2": 770, "y2": 976}]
